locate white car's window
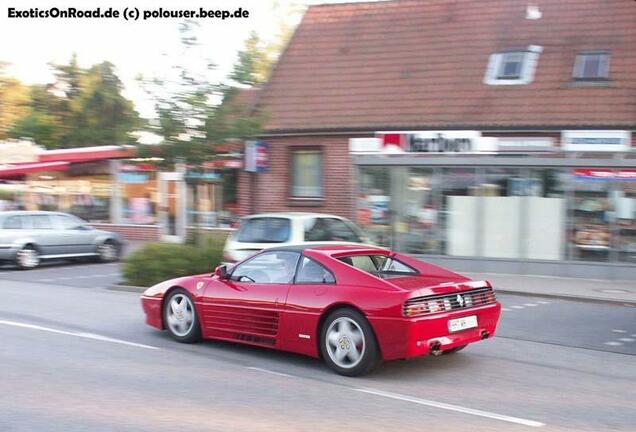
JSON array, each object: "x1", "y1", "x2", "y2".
[
  {"x1": 53, "y1": 214, "x2": 85, "y2": 230},
  {"x1": 304, "y1": 217, "x2": 362, "y2": 242},
  {"x1": 3, "y1": 216, "x2": 23, "y2": 229},
  {"x1": 231, "y1": 251, "x2": 300, "y2": 284},
  {"x1": 295, "y1": 257, "x2": 335, "y2": 284},
  {"x1": 30, "y1": 215, "x2": 54, "y2": 230},
  {"x1": 338, "y1": 254, "x2": 417, "y2": 278},
  {"x1": 236, "y1": 217, "x2": 291, "y2": 243}
]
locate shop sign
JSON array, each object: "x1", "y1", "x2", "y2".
[
  {"x1": 184, "y1": 171, "x2": 220, "y2": 182},
  {"x1": 562, "y1": 130, "x2": 631, "y2": 152},
  {"x1": 373, "y1": 131, "x2": 491, "y2": 153},
  {"x1": 498, "y1": 137, "x2": 554, "y2": 152},
  {"x1": 117, "y1": 173, "x2": 149, "y2": 184},
  {"x1": 244, "y1": 140, "x2": 269, "y2": 173},
  {"x1": 574, "y1": 169, "x2": 636, "y2": 181}
]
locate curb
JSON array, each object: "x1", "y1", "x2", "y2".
[
  {"x1": 496, "y1": 289, "x2": 636, "y2": 307},
  {"x1": 107, "y1": 284, "x2": 147, "y2": 293}
]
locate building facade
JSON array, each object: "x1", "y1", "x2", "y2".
[{"x1": 238, "y1": 0, "x2": 636, "y2": 278}]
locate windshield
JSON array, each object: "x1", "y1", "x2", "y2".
[
  {"x1": 236, "y1": 217, "x2": 291, "y2": 243},
  {"x1": 337, "y1": 254, "x2": 418, "y2": 278}
]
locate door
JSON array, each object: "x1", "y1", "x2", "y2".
[
  {"x1": 25, "y1": 214, "x2": 67, "y2": 256},
  {"x1": 158, "y1": 172, "x2": 186, "y2": 243},
  {"x1": 200, "y1": 251, "x2": 300, "y2": 346},
  {"x1": 50, "y1": 214, "x2": 95, "y2": 254}
]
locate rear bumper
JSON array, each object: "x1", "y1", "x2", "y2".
[
  {"x1": 369, "y1": 302, "x2": 501, "y2": 361},
  {"x1": 141, "y1": 296, "x2": 163, "y2": 329}
]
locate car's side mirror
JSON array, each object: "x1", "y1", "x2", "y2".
[{"x1": 214, "y1": 265, "x2": 229, "y2": 279}]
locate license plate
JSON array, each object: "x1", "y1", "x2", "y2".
[{"x1": 448, "y1": 315, "x2": 478, "y2": 332}]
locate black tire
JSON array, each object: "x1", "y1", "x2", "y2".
[
  {"x1": 320, "y1": 308, "x2": 381, "y2": 377},
  {"x1": 96, "y1": 240, "x2": 120, "y2": 263},
  {"x1": 163, "y1": 289, "x2": 201, "y2": 343},
  {"x1": 15, "y1": 245, "x2": 40, "y2": 270},
  {"x1": 443, "y1": 345, "x2": 467, "y2": 355}
]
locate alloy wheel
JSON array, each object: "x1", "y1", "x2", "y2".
[
  {"x1": 325, "y1": 317, "x2": 366, "y2": 369},
  {"x1": 166, "y1": 293, "x2": 195, "y2": 337}
]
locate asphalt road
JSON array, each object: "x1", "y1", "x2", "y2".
[{"x1": 0, "y1": 261, "x2": 635, "y2": 432}]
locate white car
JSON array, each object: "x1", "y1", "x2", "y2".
[{"x1": 223, "y1": 212, "x2": 370, "y2": 263}]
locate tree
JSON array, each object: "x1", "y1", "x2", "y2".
[
  {"x1": 0, "y1": 64, "x2": 31, "y2": 140},
  {"x1": 229, "y1": 31, "x2": 275, "y2": 86}
]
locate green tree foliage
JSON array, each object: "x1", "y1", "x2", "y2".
[
  {"x1": 5, "y1": 54, "x2": 140, "y2": 149},
  {"x1": 0, "y1": 64, "x2": 31, "y2": 140}
]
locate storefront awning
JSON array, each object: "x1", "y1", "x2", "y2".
[{"x1": 0, "y1": 161, "x2": 70, "y2": 178}]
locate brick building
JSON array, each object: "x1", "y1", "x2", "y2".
[{"x1": 239, "y1": 0, "x2": 636, "y2": 278}]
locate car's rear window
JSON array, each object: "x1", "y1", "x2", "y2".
[
  {"x1": 337, "y1": 254, "x2": 418, "y2": 278},
  {"x1": 236, "y1": 217, "x2": 291, "y2": 243},
  {"x1": 304, "y1": 217, "x2": 362, "y2": 242}
]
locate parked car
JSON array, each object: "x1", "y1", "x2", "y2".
[
  {"x1": 0, "y1": 211, "x2": 124, "y2": 269},
  {"x1": 223, "y1": 212, "x2": 370, "y2": 263},
  {"x1": 141, "y1": 243, "x2": 501, "y2": 376}
]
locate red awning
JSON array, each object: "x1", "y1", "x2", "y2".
[
  {"x1": 38, "y1": 145, "x2": 136, "y2": 163},
  {"x1": 0, "y1": 161, "x2": 69, "y2": 178}
]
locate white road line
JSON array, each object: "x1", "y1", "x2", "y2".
[
  {"x1": 523, "y1": 303, "x2": 538, "y2": 307},
  {"x1": 511, "y1": 305, "x2": 525, "y2": 309},
  {"x1": 0, "y1": 320, "x2": 159, "y2": 350},
  {"x1": 353, "y1": 388, "x2": 545, "y2": 428},
  {"x1": 501, "y1": 308, "x2": 512, "y2": 312},
  {"x1": 617, "y1": 338, "x2": 635, "y2": 342},
  {"x1": 245, "y1": 366, "x2": 293, "y2": 378},
  {"x1": 612, "y1": 329, "x2": 627, "y2": 334},
  {"x1": 536, "y1": 301, "x2": 550, "y2": 305},
  {"x1": 604, "y1": 341, "x2": 623, "y2": 346}
]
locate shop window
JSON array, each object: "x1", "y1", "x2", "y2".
[
  {"x1": 484, "y1": 46, "x2": 542, "y2": 85},
  {"x1": 398, "y1": 168, "x2": 439, "y2": 254},
  {"x1": 614, "y1": 173, "x2": 636, "y2": 263},
  {"x1": 291, "y1": 149, "x2": 323, "y2": 198},
  {"x1": 357, "y1": 167, "x2": 391, "y2": 247},
  {"x1": 121, "y1": 171, "x2": 157, "y2": 224},
  {"x1": 570, "y1": 173, "x2": 612, "y2": 262},
  {"x1": 440, "y1": 168, "x2": 478, "y2": 256},
  {"x1": 573, "y1": 51, "x2": 609, "y2": 80}
]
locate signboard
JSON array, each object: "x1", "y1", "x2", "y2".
[
  {"x1": 498, "y1": 137, "x2": 554, "y2": 152},
  {"x1": 184, "y1": 171, "x2": 220, "y2": 182},
  {"x1": 0, "y1": 139, "x2": 41, "y2": 164},
  {"x1": 372, "y1": 131, "x2": 491, "y2": 153},
  {"x1": 562, "y1": 130, "x2": 631, "y2": 152},
  {"x1": 244, "y1": 140, "x2": 269, "y2": 173},
  {"x1": 574, "y1": 169, "x2": 636, "y2": 181}
]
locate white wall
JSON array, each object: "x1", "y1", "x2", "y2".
[
  {"x1": 447, "y1": 196, "x2": 478, "y2": 256},
  {"x1": 483, "y1": 197, "x2": 522, "y2": 258},
  {"x1": 526, "y1": 197, "x2": 565, "y2": 260}
]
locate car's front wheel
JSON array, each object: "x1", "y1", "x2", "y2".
[
  {"x1": 163, "y1": 289, "x2": 201, "y2": 343},
  {"x1": 320, "y1": 308, "x2": 380, "y2": 377},
  {"x1": 97, "y1": 241, "x2": 119, "y2": 262},
  {"x1": 16, "y1": 246, "x2": 40, "y2": 270}
]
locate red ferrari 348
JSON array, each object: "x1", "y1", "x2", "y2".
[{"x1": 141, "y1": 244, "x2": 501, "y2": 376}]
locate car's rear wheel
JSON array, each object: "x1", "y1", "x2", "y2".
[
  {"x1": 97, "y1": 241, "x2": 119, "y2": 262},
  {"x1": 320, "y1": 308, "x2": 380, "y2": 377},
  {"x1": 163, "y1": 289, "x2": 201, "y2": 343},
  {"x1": 443, "y1": 345, "x2": 467, "y2": 355},
  {"x1": 16, "y1": 246, "x2": 40, "y2": 270}
]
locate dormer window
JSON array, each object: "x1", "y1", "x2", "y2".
[
  {"x1": 484, "y1": 45, "x2": 543, "y2": 85},
  {"x1": 573, "y1": 51, "x2": 610, "y2": 80},
  {"x1": 498, "y1": 52, "x2": 525, "y2": 79}
]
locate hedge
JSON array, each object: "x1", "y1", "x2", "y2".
[{"x1": 122, "y1": 239, "x2": 224, "y2": 287}]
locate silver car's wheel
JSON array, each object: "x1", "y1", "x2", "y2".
[
  {"x1": 16, "y1": 247, "x2": 40, "y2": 269},
  {"x1": 166, "y1": 293, "x2": 196, "y2": 338},
  {"x1": 97, "y1": 242, "x2": 118, "y2": 262},
  {"x1": 325, "y1": 317, "x2": 366, "y2": 369}
]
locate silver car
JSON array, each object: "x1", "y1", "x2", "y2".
[{"x1": 0, "y1": 211, "x2": 124, "y2": 269}]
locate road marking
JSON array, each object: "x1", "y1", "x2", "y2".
[
  {"x1": 245, "y1": 366, "x2": 293, "y2": 378},
  {"x1": 536, "y1": 301, "x2": 550, "y2": 304},
  {"x1": 612, "y1": 329, "x2": 627, "y2": 334},
  {"x1": 604, "y1": 341, "x2": 623, "y2": 346},
  {"x1": 501, "y1": 308, "x2": 512, "y2": 312},
  {"x1": 353, "y1": 388, "x2": 545, "y2": 428},
  {"x1": 617, "y1": 338, "x2": 634, "y2": 342},
  {"x1": 523, "y1": 303, "x2": 538, "y2": 307},
  {"x1": 0, "y1": 320, "x2": 159, "y2": 350},
  {"x1": 511, "y1": 305, "x2": 525, "y2": 309}
]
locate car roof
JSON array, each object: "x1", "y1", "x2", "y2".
[
  {"x1": 241, "y1": 212, "x2": 348, "y2": 220},
  {"x1": 0, "y1": 210, "x2": 66, "y2": 218},
  {"x1": 265, "y1": 243, "x2": 390, "y2": 255}
]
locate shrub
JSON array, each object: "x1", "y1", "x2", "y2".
[{"x1": 122, "y1": 241, "x2": 224, "y2": 287}]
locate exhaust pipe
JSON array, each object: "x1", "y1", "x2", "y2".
[
  {"x1": 480, "y1": 330, "x2": 490, "y2": 340},
  {"x1": 429, "y1": 341, "x2": 443, "y2": 356}
]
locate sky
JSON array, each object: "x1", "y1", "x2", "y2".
[{"x1": 0, "y1": 0, "x2": 377, "y2": 120}]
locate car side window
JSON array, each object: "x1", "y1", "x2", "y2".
[
  {"x1": 3, "y1": 216, "x2": 23, "y2": 229},
  {"x1": 231, "y1": 251, "x2": 300, "y2": 284},
  {"x1": 295, "y1": 256, "x2": 336, "y2": 284},
  {"x1": 304, "y1": 217, "x2": 361, "y2": 242},
  {"x1": 53, "y1": 214, "x2": 84, "y2": 230},
  {"x1": 30, "y1": 215, "x2": 53, "y2": 230}
]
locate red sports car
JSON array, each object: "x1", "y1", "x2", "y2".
[{"x1": 141, "y1": 244, "x2": 501, "y2": 376}]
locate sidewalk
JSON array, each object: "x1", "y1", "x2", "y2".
[{"x1": 466, "y1": 272, "x2": 636, "y2": 306}]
